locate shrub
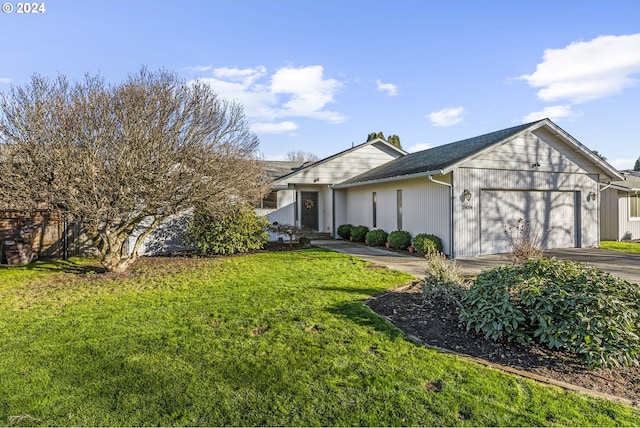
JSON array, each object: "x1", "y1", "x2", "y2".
[
  {"x1": 337, "y1": 224, "x2": 353, "y2": 240},
  {"x1": 387, "y1": 230, "x2": 412, "y2": 250},
  {"x1": 365, "y1": 229, "x2": 388, "y2": 247},
  {"x1": 413, "y1": 234, "x2": 443, "y2": 255},
  {"x1": 458, "y1": 258, "x2": 640, "y2": 368},
  {"x1": 269, "y1": 223, "x2": 306, "y2": 246},
  {"x1": 422, "y1": 252, "x2": 468, "y2": 305},
  {"x1": 184, "y1": 204, "x2": 269, "y2": 255},
  {"x1": 298, "y1": 236, "x2": 311, "y2": 247},
  {"x1": 350, "y1": 225, "x2": 369, "y2": 243}
]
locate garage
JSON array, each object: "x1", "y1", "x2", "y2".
[{"x1": 480, "y1": 190, "x2": 577, "y2": 255}]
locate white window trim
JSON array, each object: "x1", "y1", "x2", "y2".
[{"x1": 629, "y1": 191, "x2": 640, "y2": 221}]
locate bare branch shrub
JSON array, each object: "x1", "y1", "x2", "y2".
[
  {"x1": 503, "y1": 218, "x2": 544, "y2": 264},
  {"x1": 0, "y1": 68, "x2": 270, "y2": 272}
]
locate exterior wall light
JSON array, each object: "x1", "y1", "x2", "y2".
[
  {"x1": 463, "y1": 189, "x2": 472, "y2": 201},
  {"x1": 587, "y1": 191, "x2": 597, "y2": 202}
]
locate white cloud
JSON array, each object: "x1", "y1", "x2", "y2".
[
  {"x1": 610, "y1": 157, "x2": 637, "y2": 170},
  {"x1": 407, "y1": 143, "x2": 431, "y2": 153},
  {"x1": 520, "y1": 34, "x2": 640, "y2": 103},
  {"x1": 213, "y1": 66, "x2": 266, "y2": 85},
  {"x1": 0, "y1": 78, "x2": 12, "y2": 84},
  {"x1": 192, "y1": 64, "x2": 345, "y2": 130},
  {"x1": 195, "y1": 76, "x2": 276, "y2": 119},
  {"x1": 251, "y1": 121, "x2": 299, "y2": 134},
  {"x1": 376, "y1": 79, "x2": 398, "y2": 96},
  {"x1": 428, "y1": 107, "x2": 465, "y2": 127},
  {"x1": 183, "y1": 65, "x2": 213, "y2": 73},
  {"x1": 522, "y1": 105, "x2": 579, "y2": 122},
  {"x1": 271, "y1": 65, "x2": 344, "y2": 123}
]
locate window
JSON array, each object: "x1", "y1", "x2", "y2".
[
  {"x1": 372, "y1": 192, "x2": 377, "y2": 228},
  {"x1": 631, "y1": 193, "x2": 640, "y2": 218},
  {"x1": 397, "y1": 190, "x2": 402, "y2": 230},
  {"x1": 256, "y1": 190, "x2": 277, "y2": 209}
]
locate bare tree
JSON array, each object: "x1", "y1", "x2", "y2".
[
  {"x1": 286, "y1": 150, "x2": 319, "y2": 164},
  {"x1": 0, "y1": 68, "x2": 270, "y2": 272}
]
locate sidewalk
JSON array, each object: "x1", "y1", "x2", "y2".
[
  {"x1": 312, "y1": 239, "x2": 640, "y2": 284},
  {"x1": 311, "y1": 239, "x2": 429, "y2": 278}
]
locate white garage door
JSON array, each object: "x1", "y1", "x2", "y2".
[{"x1": 480, "y1": 190, "x2": 576, "y2": 255}]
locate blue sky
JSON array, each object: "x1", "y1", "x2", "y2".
[{"x1": 2, "y1": 1, "x2": 639, "y2": 168}]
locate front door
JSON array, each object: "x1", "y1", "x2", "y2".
[{"x1": 300, "y1": 191, "x2": 319, "y2": 230}]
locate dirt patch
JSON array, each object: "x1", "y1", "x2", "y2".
[{"x1": 367, "y1": 282, "x2": 640, "y2": 406}]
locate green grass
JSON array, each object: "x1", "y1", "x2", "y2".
[
  {"x1": 601, "y1": 240, "x2": 640, "y2": 254},
  {"x1": 0, "y1": 250, "x2": 638, "y2": 426}
]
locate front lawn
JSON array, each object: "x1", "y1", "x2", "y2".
[
  {"x1": 600, "y1": 240, "x2": 640, "y2": 254},
  {"x1": 0, "y1": 250, "x2": 638, "y2": 426}
]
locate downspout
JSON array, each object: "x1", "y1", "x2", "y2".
[{"x1": 428, "y1": 174, "x2": 454, "y2": 258}]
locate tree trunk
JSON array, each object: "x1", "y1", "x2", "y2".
[{"x1": 100, "y1": 234, "x2": 135, "y2": 273}]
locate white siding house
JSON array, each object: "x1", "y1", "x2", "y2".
[
  {"x1": 133, "y1": 119, "x2": 624, "y2": 258},
  {"x1": 265, "y1": 138, "x2": 406, "y2": 236},
  {"x1": 334, "y1": 119, "x2": 622, "y2": 257},
  {"x1": 600, "y1": 172, "x2": 640, "y2": 241}
]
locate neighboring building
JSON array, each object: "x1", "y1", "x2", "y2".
[
  {"x1": 272, "y1": 119, "x2": 622, "y2": 257},
  {"x1": 0, "y1": 208, "x2": 90, "y2": 265},
  {"x1": 600, "y1": 171, "x2": 640, "y2": 241}
]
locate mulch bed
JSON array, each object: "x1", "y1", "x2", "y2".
[{"x1": 367, "y1": 281, "x2": 640, "y2": 406}]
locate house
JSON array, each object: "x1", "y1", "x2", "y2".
[
  {"x1": 600, "y1": 171, "x2": 640, "y2": 241},
  {"x1": 263, "y1": 138, "x2": 406, "y2": 235},
  {"x1": 270, "y1": 119, "x2": 623, "y2": 257}
]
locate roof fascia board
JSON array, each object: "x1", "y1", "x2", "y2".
[
  {"x1": 538, "y1": 119, "x2": 624, "y2": 181},
  {"x1": 272, "y1": 138, "x2": 406, "y2": 185},
  {"x1": 333, "y1": 169, "x2": 446, "y2": 189},
  {"x1": 439, "y1": 125, "x2": 539, "y2": 173}
]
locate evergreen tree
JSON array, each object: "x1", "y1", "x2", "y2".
[{"x1": 365, "y1": 131, "x2": 401, "y2": 148}]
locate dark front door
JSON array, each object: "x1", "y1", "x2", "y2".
[{"x1": 300, "y1": 191, "x2": 319, "y2": 230}]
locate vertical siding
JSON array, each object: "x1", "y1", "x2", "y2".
[
  {"x1": 455, "y1": 168, "x2": 599, "y2": 257},
  {"x1": 617, "y1": 191, "x2": 640, "y2": 240},
  {"x1": 334, "y1": 189, "x2": 347, "y2": 236},
  {"x1": 600, "y1": 188, "x2": 618, "y2": 241},
  {"x1": 343, "y1": 175, "x2": 452, "y2": 254}
]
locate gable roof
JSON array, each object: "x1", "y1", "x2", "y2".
[
  {"x1": 335, "y1": 119, "x2": 623, "y2": 188},
  {"x1": 263, "y1": 160, "x2": 311, "y2": 180},
  {"x1": 607, "y1": 171, "x2": 640, "y2": 191},
  {"x1": 272, "y1": 138, "x2": 407, "y2": 184}
]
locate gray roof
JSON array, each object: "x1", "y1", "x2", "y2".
[
  {"x1": 610, "y1": 171, "x2": 640, "y2": 191},
  {"x1": 263, "y1": 161, "x2": 310, "y2": 180},
  {"x1": 339, "y1": 120, "x2": 543, "y2": 186}
]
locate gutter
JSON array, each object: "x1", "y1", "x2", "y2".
[
  {"x1": 333, "y1": 169, "x2": 448, "y2": 190},
  {"x1": 428, "y1": 174, "x2": 455, "y2": 258}
]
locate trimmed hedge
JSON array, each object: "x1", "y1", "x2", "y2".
[
  {"x1": 350, "y1": 225, "x2": 369, "y2": 242},
  {"x1": 337, "y1": 224, "x2": 353, "y2": 240},
  {"x1": 365, "y1": 229, "x2": 388, "y2": 247},
  {"x1": 413, "y1": 234, "x2": 443, "y2": 255},
  {"x1": 387, "y1": 230, "x2": 412, "y2": 250}
]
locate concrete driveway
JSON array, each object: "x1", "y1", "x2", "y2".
[
  {"x1": 312, "y1": 239, "x2": 640, "y2": 285},
  {"x1": 456, "y1": 248, "x2": 640, "y2": 284}
]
